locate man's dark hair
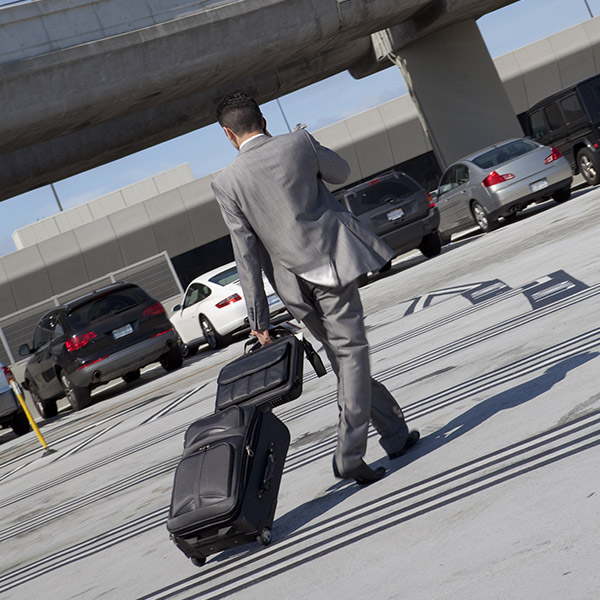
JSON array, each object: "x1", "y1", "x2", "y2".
[{"x1": 216, "y1": 92, "x2": 263, "y2": 135}]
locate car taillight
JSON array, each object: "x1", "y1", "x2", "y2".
[
  {"x1": 65, "y1": 332, "x2": 97, "y2": 352},
  {"x1": 426, "y1": 191, "x2": 435, "y2": 208},
  {"x1": 368, "y1": 178, "x2": 381, "y2": 185},
  {"x1": 482, "y1": 171, "x2": 515, "y2": 187},
  {"x1": 2, "y1": 365, "x2": 15, "y2": 384},
  {"x1": 215, "y1": 293, "x2": 242, "y2": 308},
  {"x1": 544, "y1": 147, "x2": 563, "y2": 164},
  {"x1": 143, "y1": 302, "x2": 166, "y2": 317}
]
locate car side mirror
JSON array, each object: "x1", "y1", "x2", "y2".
[
  {"x1": 19, "y1": 343, "x2": 32, "y2": 357},
  {"x1": 172, "y1": 304, "x2": 181, "y2": 312}
]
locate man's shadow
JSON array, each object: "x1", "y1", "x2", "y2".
[{"x1": 264, "y1": 351, "x2": 598, "y2": 545}]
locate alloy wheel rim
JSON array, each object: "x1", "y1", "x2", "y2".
[
  {"x1": 474, "y1": 204, "x2": 488, "y2": 229},
  {"x1": 581, "y1": 156, "x2": 596, "y2": 179},
  {"x1": 201, "y1": 319, "x2": 216, "y2": 347}
]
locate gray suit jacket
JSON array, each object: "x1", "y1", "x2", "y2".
[{"x1": 211, "y1": 130, "x2": 393, "y2": 330}]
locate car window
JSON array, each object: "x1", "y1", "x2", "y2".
[
  {"x1": 209, "y1": 267, "x2": 240, "y2": 287},
  {"x1": 32, "y1": 317, "x2": 54, "y2": 350},
  {"x1": 529, "y1": 110, "x2": 548, "y2": 141},
  {"x1": 438, "y1": 168, "x2": 455, "y2": 194},
  {"x1": 560, "y1": 93, "x2": 586, "y2": 124},
  {"x1": 455, "y1": 164, "x2": 469, "y2": 185},
  {"x1": 346, "y1": 179, "x2": 419, "y2": 216},
  {"x1": 183, "y1": 283, "x2": 212, "y2": 308},
  {"x1": 472, "y1": 139, "x2": 537, "y2": 169},
  {"x1": 544, "y1": 102, "x2": 566, "y2": 131},
  {"x1": 67, "y1": 286, "x2": 148, "y2": 327}
]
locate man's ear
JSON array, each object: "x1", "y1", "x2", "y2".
[{"x1": 223, "y1": 126, "x2": 239, "y2": 149}]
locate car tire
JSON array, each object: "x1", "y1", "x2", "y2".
[
  {"x1": 199, "y1": 315, "x2": 227, "y2": 350},
  {"x1": 160, "y1": 344, "x2": 184, "y2": 371},
  {"x1": 60, "y1": 371, "x2": 92, "y2": 412},
  {"x1": 438, "y1": 230, "x2": 451, "y2": 246},
  {"x1": 419, "y1": 232, "x2": 442, "y2": 258},
  {"x1": 577, "y1": 148, "x2": 600, "y2": 186},
  {"x1": 122, "y1": 369, "x2": 141, "y2": 384},
  {"x1": 553, "y1": 187, "x2": 572, "y2": 203},
  {"x1": 28, "y1": 381, "x2": 58, "y2": 419},
  {"x1": 471, "y1": 201, "x2": 498, "y2": 233},
  {"x1": 180, "y1": 343, "x2": 199, "y2": 358},
  {"x1": 378, "y1": 260, "x2": 392, "y2": 273},
  {"x1": 356, "y1": 273, "x2": 369, "y2": 287},
  {"x1": 11, "y1": 408, "x2": 31, "y2": 436}
]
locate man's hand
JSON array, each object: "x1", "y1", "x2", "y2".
[{"x1": 251, "y1": 329, "x2": 273, "y2": 346}]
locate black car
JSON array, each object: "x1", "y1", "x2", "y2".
[
  {"x1": 336, "y1": 171, "x2": 441, "y2": 281},
  {"x1": 19, "y1": 282, "x2": 182, "y2": 418},
  {"x1": 524, "y1": 73, "x2": 600, "y2": 186}
]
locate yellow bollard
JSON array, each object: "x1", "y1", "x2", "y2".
[{"x1": 9, "y1": 378, "x2": 52, "y2": 454}]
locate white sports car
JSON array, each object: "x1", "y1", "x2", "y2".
[{"x1": 170, "y1": 262, "x2": 287, "y2": 353}]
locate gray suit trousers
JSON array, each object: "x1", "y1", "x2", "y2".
[{"x1": 298, "y1": 279, "x2": 409, "y2": 472}]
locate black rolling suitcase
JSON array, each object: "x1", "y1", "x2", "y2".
[
  {"x1": 167, "y1": 404, "x2": 290, "y2": 566},
  {"x1": 215, "y1": 326, "x2": 326, "y2": 412}
]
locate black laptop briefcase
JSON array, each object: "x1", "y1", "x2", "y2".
[
  {"x1": 215, "y1": 326, "x2": 326, "y2": 412},
  {"x1": 167, "y1": 404, "x2": 290, "y2": 567}
]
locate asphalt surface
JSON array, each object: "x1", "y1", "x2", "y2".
[{"x1": 1, "y1": 184, "x2": 599, "y2": 600}]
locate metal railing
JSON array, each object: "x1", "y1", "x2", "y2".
[{"x1": 0, "y1": 252, "x2": 183, "y2": 366}]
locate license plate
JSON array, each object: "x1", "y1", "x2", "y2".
[
  {"x1": 112, "y1": 323, "x2": 133, "y2": 339},
  {"x1": 267, "y1": 294, "x2": 280, "y2": 306},
  {"x1": 386, "y1": 208, "x2": 405, "y2": 221},
  {"x1": 530, "y1": 178, "x2": 548, "y2": 192}
]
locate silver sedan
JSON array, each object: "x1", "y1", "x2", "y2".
[{"x1": 436, "y1": 138, "x2": 573, "y2": 242}]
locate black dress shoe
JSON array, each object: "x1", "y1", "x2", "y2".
[
  {"x1": 333, "y1": 457, "x2": 386, "y2": 486},
  {"x1": 387, "y1": 430, "x2": 420, "y2": 460}
]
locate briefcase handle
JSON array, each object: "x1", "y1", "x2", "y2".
[{"x1": 244, "y1": 326, "x2": 326, "y2": 378}]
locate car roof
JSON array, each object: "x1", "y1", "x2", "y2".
[
  {"x1": 454, "y1": 138, "x2": 539, "y2": 165},
  {"x1": 55, "y1": 282, "x2": 140, "y2": 313},
  {"x1": 187, "y1": 261, "x2": 238, "y2": 286},
  {"x1": 527, "y1": 73, "x2": 600, "y2": 111},
  {"x1": 345, "y1": 171, "x2": 417, "y2": 193}
]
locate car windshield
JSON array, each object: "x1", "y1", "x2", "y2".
[
  {"x1": 209, "y1": 267, "x2": 239, "y2": 287},
  {"x1": 67, "y1": 287, "x2": 148, "y2": 327},
  {"x1": 472, "y1": 139, "x2": 538, "y2": 169},
  {"x1": 346, "y1": 179, "x2": 419, "y2": 216}
]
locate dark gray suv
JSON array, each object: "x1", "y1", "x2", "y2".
[
  {"x1": 20, "y1": 282, "x2": 182, "y2": 418},
  {"x1": 336, "y1": 171, "x2": 441, "y2": 280}
]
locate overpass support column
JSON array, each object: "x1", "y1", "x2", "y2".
[{"x1": 378, "y1": 20, "x2": 522, "y2": 169}]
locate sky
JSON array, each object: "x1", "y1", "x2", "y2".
[{"x1": 1, "y1": 0, "x2": 599, "y2": 256}]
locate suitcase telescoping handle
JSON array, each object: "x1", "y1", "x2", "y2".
[
  {"x1": 244, "y1": 326, "x2": 327, "y2": 378},
  {"x1": 258, "y1": 442, "x2": 277, "y2": 499}
]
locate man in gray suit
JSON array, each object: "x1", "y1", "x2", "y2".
[{"x1": 211, "y1": 93, "x2": 419, "y2": 485}]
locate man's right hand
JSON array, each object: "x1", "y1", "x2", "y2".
[{"x1": 251, "y1": 329, "x2": 273, "y2": 346}]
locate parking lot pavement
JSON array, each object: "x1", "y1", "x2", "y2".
[{"x1": 0, "y1": 188, "x2": 599, "y2": 600}]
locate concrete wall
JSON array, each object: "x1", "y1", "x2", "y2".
[
  {"x1": 12, "y1": 163, "x2": 194, "y2": 249},
  {"x1": 2, "y1": 18, "x2": 600, "y2": 321}
]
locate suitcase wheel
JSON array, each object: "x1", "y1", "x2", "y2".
[
  {"x1": 256, "y1": 527, "x2": 272, "y2": 546},
  {"x1": 191, "y1": 555, "x2": 206, "y2": 567}
]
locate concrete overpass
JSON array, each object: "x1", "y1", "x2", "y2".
[{"x1": 0, "y1": 0, "x2": 520, "y2": 202}]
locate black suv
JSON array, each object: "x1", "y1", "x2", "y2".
[
  {"x1": 524, "y1": 74, "x2": 600, "y2": 186},
  {"x1": 336, "y1": 171, "x2": 441, "y2": 279},
  {"x1": 19, "y1": 282, "x2": 182, "y2": 418}
]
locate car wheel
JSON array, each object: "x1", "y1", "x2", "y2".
[
  {"x1": 356, "y1": 273, "x2": 369, "y2": 288},
  {"x1": 577, "y1": 148, "x2": 600, "y2": 186},
  {"x1": 471, "y1": 201, "x2": 498, "y2": 233},
  {"x1": 419, "y1": 232, "x2": 442, "y2": 258},
  {"x1": 28, "y1": 381, "x2": 58, "y2": 419},
  {"x1": 160, "y1": 344, "x2": 184, "y2": 371},
  {"x1": 122, "y1": 369, "x2": 141, "y2": 384},
  {"x1": 378, "y1": 259, "x2": 392, "y2": 273},
  {"x1": 199, "y1": 315, "x2": 226, "y2": 350},
  {"x1": 553, "y1": 187, "x2": 572, "y2": 203},
  {"x1": 11, "y1": 408, "x2": 30, "y2": 436},
  {"x1": 60, "y1": 371, "x2": 92, "y2": 411},
  {"x1": 180, "y1": 342, "x2": 199, "y2": 358},
  {"x1": 438, "y1": 230, "x2": 451, "y2": 246}
]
